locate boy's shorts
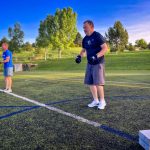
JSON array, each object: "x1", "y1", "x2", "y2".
[{"x1": 3, "y1": 67, "x2": 13, "y2": 77}]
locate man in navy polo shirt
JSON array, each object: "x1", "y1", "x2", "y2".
[
  {"x1": 75, "y1": 20, "x2": 108, "y2": 109},
  {"x1": 1, "y1": 42, "x2": 13, "y2": 93}
]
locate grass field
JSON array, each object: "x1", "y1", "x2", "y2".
[{"x1": 0, "y1": 51, "x2": 150, "y2": 150}]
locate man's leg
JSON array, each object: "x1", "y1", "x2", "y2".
[
  {"x1": 84, "y1": 64, "x2": 99, "y2": 107},
  {"x1": 88, "y1": 85, "x2": 99, "y2": 108},
  {"x1": 92, "y1": 64, "x2": 106, "y2": 109},
  {"x1": 96, "y1": 85, "x2": 105, "y2": 102},
  {"x1": 90, "y1": 85, "x2": 99, "y2": 102},
  {"x1": 97, "y1": 85, "x2": 106, "y2": 109}
]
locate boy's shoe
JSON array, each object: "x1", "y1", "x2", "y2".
[
  {"x1": 4, "y1": 89, "x2": 12, "y2": 93},
  {"x1": 3, "y1": 89, "x2": 8, "y2": 92}
]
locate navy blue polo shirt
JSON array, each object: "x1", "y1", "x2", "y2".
[{"x1": 82, "y1": 31, "x2": 106, "y2": 64}]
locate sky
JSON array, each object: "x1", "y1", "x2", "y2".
[{"x1": 0, "y1": 0, "x2": 150, "y2": 44}]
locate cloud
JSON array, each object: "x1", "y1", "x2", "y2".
[{"x1": 126, "y1": 20, "x2": 150, "y2": 43}]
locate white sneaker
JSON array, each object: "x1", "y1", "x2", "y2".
[
  {"x1": 4, "y1": 89, "x2": 12, "y2": 93},
  {"x1": 98, "y1": 101, "x2": 106, "y2": 110},
  {"x1": 88, "y1": 100, "x2": 99, "y2": 108},
  {"x1": 3, "y1": 89, "x2": 8, "y2": 92}
]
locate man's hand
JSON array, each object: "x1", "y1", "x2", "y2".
[
  {"x1": 89, "y1": 55, "x2": 99, "y2": 65},
  {"x1": 97, "y1": 43, "x2": 108, "y2": 58},
  {"x1": 75, "y1": 55, "x2": 82, "y2": 64}
]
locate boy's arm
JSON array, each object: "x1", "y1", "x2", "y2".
[{"x1": 2, "y1": 56, "x2": 10, "y2": 63}]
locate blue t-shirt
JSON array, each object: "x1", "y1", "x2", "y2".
[
  {"x1": 82, "y1": 31, "x2": 106, "y2": 64},
  {"x1": 2, "y1": 50, "x2": 13, "y2": 68}
]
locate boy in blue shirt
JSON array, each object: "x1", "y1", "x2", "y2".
[{"x1": 1, "y1": 42, "x2": 13, "y2": 93}]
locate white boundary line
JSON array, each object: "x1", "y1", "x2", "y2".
[
  {"x1": 0, "y1": 89, "x2": 4, "y2": 92},
  {"x1": 0, "y1": 89, "x2": 101, "y2": 128}
]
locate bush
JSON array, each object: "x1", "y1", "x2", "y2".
[{"x1": 126, "y1": 43, "x2": 135, "y2": 51}]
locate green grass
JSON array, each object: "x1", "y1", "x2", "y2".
[
  {"x1": 0, "y1": 49, "x2": 150, "y2": 71},
  {"x1": 0, "y1": 71, "x2": 150, "y2": 150},
  {"x1": 0, "y1": 51, "x2": 150, "y2": 149},
  {"x1": 37, "y1": 50, "x2": 150, "y2": 71}
]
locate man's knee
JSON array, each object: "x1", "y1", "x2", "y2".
[
  {"x1": 89, "y1": 85, "x2": 97, "y2": 88},
  {"x1": 96, "y1": 85, "x2": 104, "y2": 88}
]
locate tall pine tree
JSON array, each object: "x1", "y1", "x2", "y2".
[{"x1": 105, "y1": 21, "x2": 128, "y2": 52}]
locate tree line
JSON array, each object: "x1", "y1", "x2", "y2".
[{"x1": 0, "y1": 7, "x2": 150, "y2": 58}]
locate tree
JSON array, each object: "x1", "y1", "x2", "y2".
[
  {"x1": 36, "y1": 19, "x2": 52, "y2": 60},
  {"x1": 135, "y1": 39, "x2": 147, "y2": 49},
  {"x1": 74, "y1": 32, "x2": 83, "y2": 47},
  {"x1": 126, "y1": 43, "x2": 135, "y2": 51},
  {"x1": 8, "y1": 23, "x2": 24, "y2": 52},
  {"x1": 147, "y1": 42, "x2": 150, "y2": 49},
  {"x1": 105, "y1": 21, "x2": 128, "y2": 52},
  {"x1": 22, "y1": 42, "x2": 34, "y2": 52},
  {"x1": 36, "y1": 7, "x2": 77, "y2": 59},
  {"x1": 52, "y1": 7, "x2": 77, "y2": 58},
  {"x1": 32, "y1": 43, "x2": 36, "y2": 48}
]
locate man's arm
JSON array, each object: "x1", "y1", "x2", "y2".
[
  {"x1": 75, "y1": 48, "x2": 86, "y2": 64},
  {"x1": 79, "y1": 48, "x2": 86, "y2": 57},
  {"x1": 97, "y1": 43, "x2": 108, "y2": 58}
]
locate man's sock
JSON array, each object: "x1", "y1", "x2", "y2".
[
  {"x1": 100, "y1": 99, "x2": 105, "y2": 103},
  {"x1": 94, "y1": 99, "x2": 99, "y2": 103}
]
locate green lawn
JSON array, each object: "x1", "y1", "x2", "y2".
[
  {"x1": 37, "y1": 50, "x2": 150, "y2": 71},
  {"x1": 0, "y1": 51, "x2": 150, "y2": 150}
]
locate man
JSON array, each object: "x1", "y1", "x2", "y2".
[
  {"x1": 1, "y1": 42, "x2": 13, "y2": 93},
  {"x1": 75, "y1": 20, "x2": 108, "y2": 110}
]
